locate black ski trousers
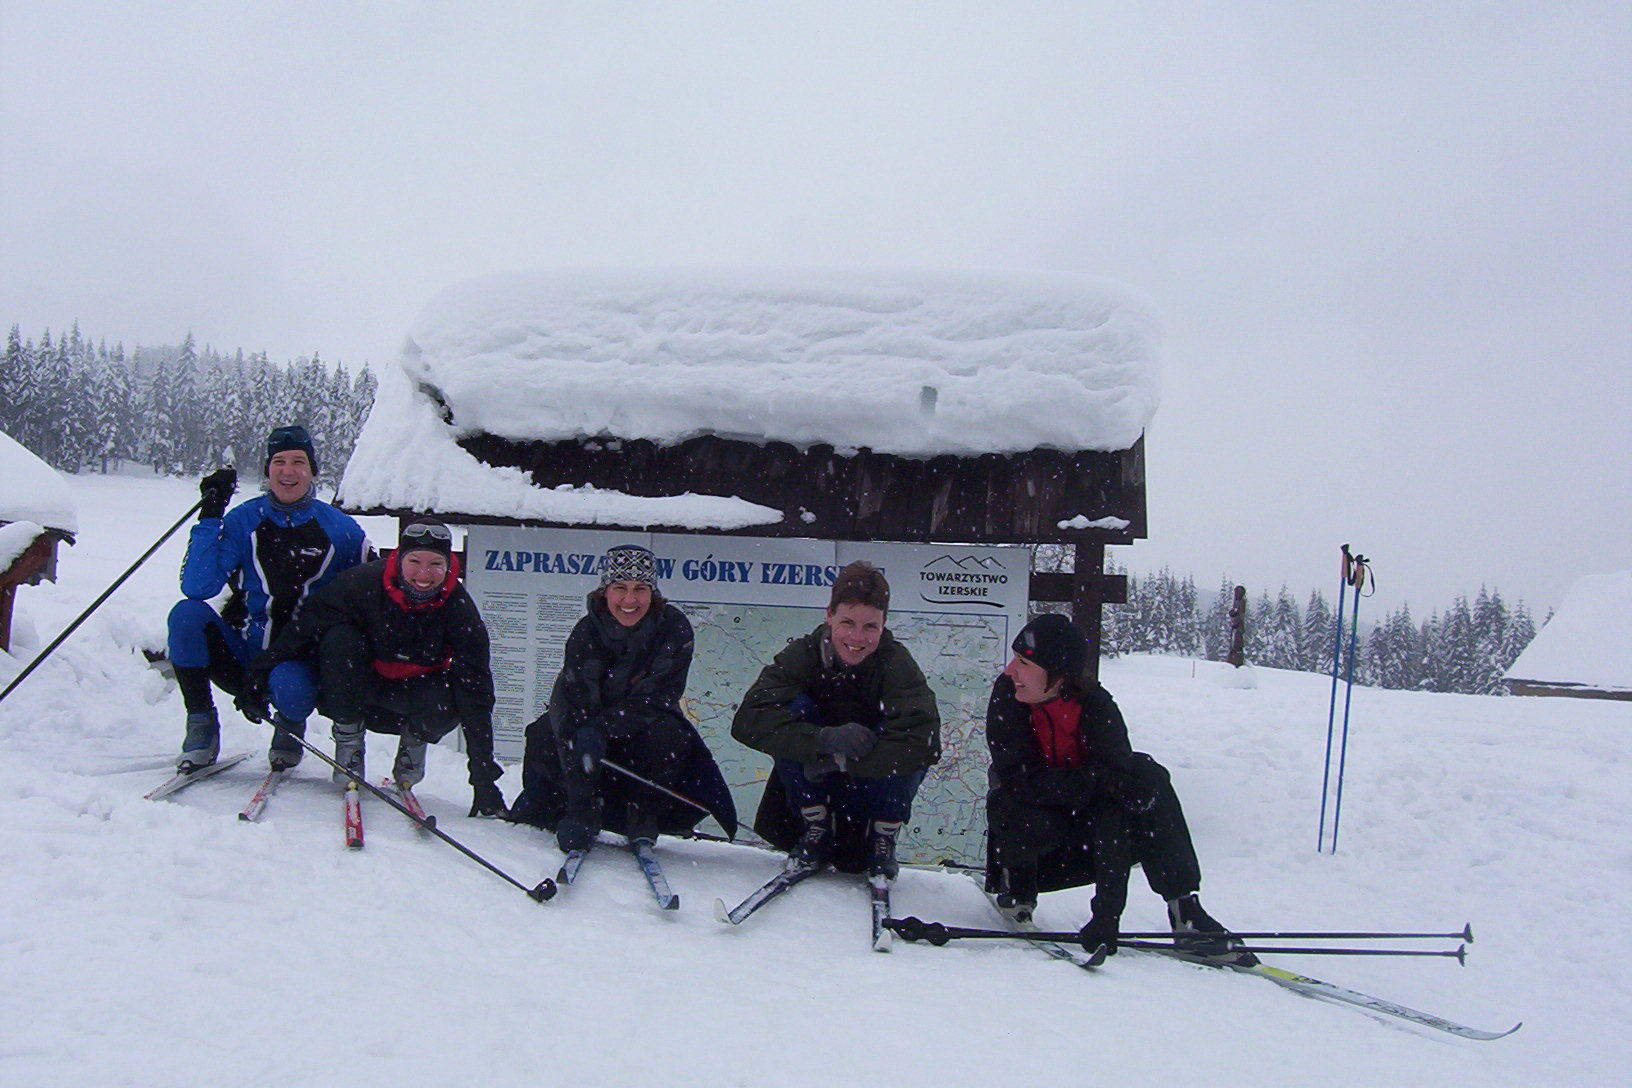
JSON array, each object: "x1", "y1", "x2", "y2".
[{"x1": 987, "y1": 753, "x2": 1202, "y2": 917}]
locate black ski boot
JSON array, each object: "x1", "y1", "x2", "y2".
[
  {"x1": 788, "y1": 804, "x2": 831, "y2": 871},
  {"x1": 995, "y1": 862, "x2": 1039, "y2": 924},
  {"x1": 867, "y1": 819, "x2": 902, "y2": 880},
  {"x1": 1168, "y1": 893, "x2": 1258, "y2": 966}
]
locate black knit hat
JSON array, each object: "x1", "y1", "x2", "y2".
[
  {"x1": 265, "y1": 424, "x2": 318, "y2": 476},
  {"x1": 398, "y1": 519, "x2": 453, "y2": 559},
  {"x1": 1012, "y1": 613, "x2": 1089, "y2": 681}
]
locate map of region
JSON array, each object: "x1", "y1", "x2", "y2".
[{"x1": 678, "y1": 602, "x2": 1011, "y2": 867}]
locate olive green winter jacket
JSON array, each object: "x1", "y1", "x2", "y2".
[{"x1": 731, "y1": 624, "x2": 941, "y2": 777}]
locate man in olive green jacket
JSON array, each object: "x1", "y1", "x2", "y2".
[{"x1": 732, "y1": 561, "x2": 940, "y2": 878}]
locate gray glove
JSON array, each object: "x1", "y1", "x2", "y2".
[{"x1": 815, "y1": 722, "x2": 876, "y2": 762}]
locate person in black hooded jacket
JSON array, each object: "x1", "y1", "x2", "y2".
[
  {"x1": 253, "y1": 519, "x2": 505, "y2": 816},
  {"x1": 507, "y1": 544, "x2": 735, "y2": 854},
  {"x1": 985, "y1": 612, "x2": 1252, "y2": 963}
]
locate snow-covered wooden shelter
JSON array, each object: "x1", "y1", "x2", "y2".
[
  {"x1": 0, "y1": 430, "x2": 78, "y2": 653},
  {"x1": 1504, "y1": 571, "x2": 1632, "y2": 701},
  {"x1": 339, "y1": 269, "x2": 1160, "y2": 674}
]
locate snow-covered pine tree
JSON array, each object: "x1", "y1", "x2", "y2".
[
  {"x1": 1501, "y1": 601, "x2": 1537, "y2": 678},
  {"x1": 1471, "y1": 586, "x2": 1510, "y2": 695},
  {"x1": 141, "y1": 352, "x2": 178, "y2": 471},
  {"x1": 1201, "y1": 576, "x2": 1232, "y2": 661},
  {"x1": 1302, "y1": 588, "x2": 1334, "y2": 673}
]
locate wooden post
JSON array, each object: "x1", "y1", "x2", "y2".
[
  {"x1": 1071, "y1": 543, "x2": 1132, "y2": 683},
  {"x1": 0, "y1": 533, "x2": 56, "y2": 654},
  {"x1": 1227, "y1": 584, "x2": 1247, "y2": 667},
  {"x1": 0, "y1": 583, "x2": 15, "y2": 654}
]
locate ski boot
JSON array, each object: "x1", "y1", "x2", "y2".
[
  {"x1": 788, "y1": 804, "x2": 832, "y2": 871},
  {"x1": 1169, "y1": 893, "x2": 1258, "y2": 966},
  {"x1": 177, "y1": 711, "x2": 220, "y2": 772},
  {"x1": 268, "y1": 713, "x2": 306, "y2": 771},
  {"x1": 867, "y1": 819, "x2": 902, "y2": 880},
  {"x1": 392, "y1": 732, "x2": 428, "y2": 788},
  {"x1": 331, "y1": 721, "x2": 365, "y2": 785}
]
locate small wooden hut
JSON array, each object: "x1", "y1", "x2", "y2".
[
  {"x1": 0, "y1": 430, "x2": 78, "y2": 653},
  {"x1": 340, "y1": 268, "x2": 1159, "y2": 676}
]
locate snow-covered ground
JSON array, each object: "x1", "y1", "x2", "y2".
[{"x1": 2, "y1": 474, "x2": 1627, "y2": 1087}]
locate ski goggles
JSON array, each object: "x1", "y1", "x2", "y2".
[{"x1": 401, "y1": 522, "x2": 453, "y2": 546}]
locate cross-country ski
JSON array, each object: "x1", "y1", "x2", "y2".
[
  {"x1": 237, "y1": 768, "x2": 285, "y2": 821},
  {"x1": 144, "y1": 752, "x2": 252, "y2": 801}
]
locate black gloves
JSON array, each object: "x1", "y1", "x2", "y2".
[
  {"x1": 570, "y1": 726, "x2": 606, "y2": 774},
  {"x1": 815, "y1": 722, "x2": 877, "y2": 762},
  {"x1": 1078, "y1": 911, "x2": 1121, "y2": 956},
  {"x1": 199, "y1": 468, "x2": 237, "y2": 519},
  {"x1": 234, "y1": 670, "x2": 270, "y2": 724},
  {"x1": 468, "y1": 778, "x2": 507, "y2": 818}
]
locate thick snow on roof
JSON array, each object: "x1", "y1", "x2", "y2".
[
  {"x1": 0, "y1": 429, "x2": 77, "y2": 535},
  {"x1": 0, "y1": 520, "x2": 44, "y2": 570},
  {"x1": 340, "y1": 359, "x2": 782, "y2": 527},
  {"x1": 1505, "y1": 571, "x2": 1632, "y2": 693},
  {"x1": 341, "y1": 268, "x2": 1159, "y2": 523}
]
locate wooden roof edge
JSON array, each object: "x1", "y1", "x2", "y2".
[{"x1": 337, "y1": 506, "x2": 1141, "y2": 546}]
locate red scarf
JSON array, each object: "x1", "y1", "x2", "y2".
[
  {"x1": 1029, "y1": 697, "x2": 1084, "y2": 768},
  {"x1": 374, "y1": 551, "x2": 458, "y2": 679}
]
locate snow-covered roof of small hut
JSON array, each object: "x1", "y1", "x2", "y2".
[
  {"x1": 342, "y1": 268, "x2": 1160, "y2": 525},
  {"x1": 1505, "y1": 571, "x2": 1632, "y2": 694},
  {"x1": 0, "y1": 429, "x2": 77, "y2": 535}
]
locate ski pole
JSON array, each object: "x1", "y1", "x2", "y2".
[
  {"x1": 289, "y1": 733, "x2": 556, "y2": 903},
  {"x1": 1115, "y1": 924, "x2": 1474, "y2": 943},
  {"x1": 1318, "y1": 544, "x2": 1351, "y2": 851},
  {"x1": 0, "y1": 498, "x2": 203, "y2": 707},
  {"x1": 1330, "y1": 553, "x2": 1371, "y2": 853},
  {"x1": 884, "y1": 918, "x2": 1473, "y2": 945},
  {"x1": 601, "y1": 756, "x2": 737, "y2": 839},
  {"x1": 1118, "y1": 940, "x2": 1465, "y2": 963},
  {"x1": 884, "y1": 920, "x2": 1466, "y2": 962},
  {"x1": 601, "y1": 757, "x2": 711, "y2": 815}
]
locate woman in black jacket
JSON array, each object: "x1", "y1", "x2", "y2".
[
  {"x1": 508, "y1": 544, "x2": 735, "y2": 854},
  {"x1": 256, "y1": 519, "x2": 505, "y2": 816},
  {"x1": 985, "y1": 613, "x2": 1251, "y2": 962}
]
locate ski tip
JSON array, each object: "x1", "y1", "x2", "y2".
[
  {"x1": 1084, "y1": 943, "x2": 1109, "y2": 968},
  {"x1": 661, "y1": 895, "x2": 681, "y2": 912},
  {"x1": 712, "y1": 898, "x2": 733, "y2": 924},
  {"x1": 873, "y1": 933, "x2": 894, "y2": 953}
]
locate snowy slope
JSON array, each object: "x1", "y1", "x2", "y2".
[{"x1": 2, "y1": 475, "x2": 1628, "y2": 1088}]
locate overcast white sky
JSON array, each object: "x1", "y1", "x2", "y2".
[{"x1": 3, "y1": 1, "x2": 1627, "y2": 618}]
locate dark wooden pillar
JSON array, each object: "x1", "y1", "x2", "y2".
[
  {"x1": 1031, "y1": 544, "x2": 1128, "y2": 683},
  {"x1": 1071, "y1": 543, "x2": 1127, "y2": 682},
  {"x1": 1227, "y1": 584, "x2": 1248, "y2": 667}
]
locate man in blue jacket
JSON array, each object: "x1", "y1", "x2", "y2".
[{"x1": 167, "y1": 425, "x2": 371, "y2": 771}]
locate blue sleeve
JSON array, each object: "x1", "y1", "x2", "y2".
[{"x1": 178, "y1": 503, "x2": 255, "y2": 599}]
